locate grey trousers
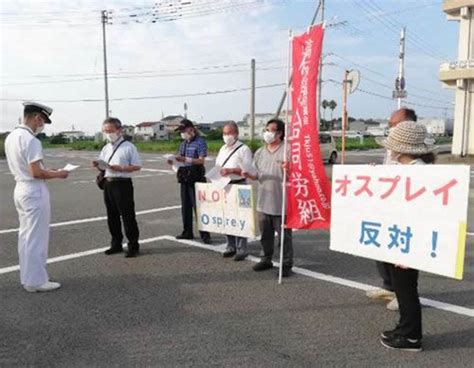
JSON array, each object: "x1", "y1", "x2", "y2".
[
  {"x1": 226, "y1": 235, "x2": 248, "y2": 255},
  {"x1": 258, "y1": 212, "x2": 293, "y2": 267}
]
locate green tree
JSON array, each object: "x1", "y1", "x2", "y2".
[
  {"x1": 205, "y1": 128, "x2": 223, "y2": 140},
  {"x1": 322, "y1": 99, "x2": 329, "y2": 121},
  {"x1": 50, "y1": 134, "x2": 68, "y2": 144}
]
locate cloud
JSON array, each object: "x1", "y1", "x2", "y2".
[{"x1": 1, "y1": 0, "x2": 290, "y2": 134}]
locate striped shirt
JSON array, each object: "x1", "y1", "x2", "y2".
[{"x1": 179, "y1": 135, "x2": 208, "y2": 166}]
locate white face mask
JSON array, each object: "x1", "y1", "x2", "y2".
[
  {"x1": 223, "y1": 134, "x2": 236, "y2": 146},
  {"x1": 34, "y1": 125, "x2": 44, "y2": 136},
  {"x1": 263, "y1": 131, "x2": 277, "y2": 144},
  {"x1": 105, "y1": 132, "x2": 119, "y2": 143},
  {"x1": 389, "y1": 151, "x2": 402, "y2": 164},
  {"x1": 181, "y1": 132, "x2": 191, "y2": 140}
]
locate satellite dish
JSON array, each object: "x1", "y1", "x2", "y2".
[{"x1": 347, "y1": 70, "x2": 360, "y2": 94}]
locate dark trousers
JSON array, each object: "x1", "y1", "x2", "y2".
[
  {"x1": 388, "y1": 264, "x2": 422, "y2": 339},
  {"x1": 376, "y1": 261, "x2": 394, "y2": 291},
  {"x1": 258, "y1": 212, "x2": 293, "y2": 268},
  {"x1": 103, "y1": 179, "x2": 140, "y2": 251},
  {"x1": 180, "y1": 183, "x2": 210, "y2": 241}
]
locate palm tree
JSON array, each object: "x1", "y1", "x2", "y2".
[
  {"x1": 329, "y1": 100, "x2": 337, "y2": 120},
  {"x1": 322, "y1": 99, "x2": 329, "y2": 121}
]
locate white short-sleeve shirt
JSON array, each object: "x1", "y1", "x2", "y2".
[
  {"x1": 5, "y1": 126, "x2": 44, "y2": 182},
  {"x1": 215, "y1": 140, "x2": 253, "y2": 181},
  {"x1": 98, "y1": 138, "x2": 142, "y2": 178}
]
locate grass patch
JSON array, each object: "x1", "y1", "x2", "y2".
[
  {"x1": 0, "y1": 139, "x2": 5, "y2": 158},
  {"x1": 38, "y1": 139, "x2": 264, "y2": 154},
  {"x1": 434, "y1": 136, "x2": 453, "y2": 144},
  {"x1": 334, "y1": 137, "x2": 380, "y2": 151}
]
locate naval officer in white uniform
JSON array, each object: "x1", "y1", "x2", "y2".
[{"x1": 5, "y1": 102, "x2": 69, "y2": 292}]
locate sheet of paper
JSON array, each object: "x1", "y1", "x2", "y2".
[
  {"x1": 205, "y1": 166, "x2": 231, "y2": 190},
  {"x1": 164, "y1": 154, "x2": 184, "y2": 172},
  {"x1": 62, "y1": 164, "x2": 80, "y2": 172}
]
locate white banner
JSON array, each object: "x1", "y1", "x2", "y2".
[
  {"x1": 195, "y1": 183, "x2": 257, "y2": 238},
  {"x1": 330, "y1": 165, "x2": 470, "y2": 279}
]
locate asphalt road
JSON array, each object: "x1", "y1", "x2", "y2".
[{"x1": 0, "y1": 148, "x2": 473, "y2": 367}]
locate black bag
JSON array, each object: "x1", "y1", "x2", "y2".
[
  {"x1": 95, "y1": 170, "x2": 106, "y2": 190},
  {"x1": 96, "y1": 139, "x2": 127, "y2": 190},
  {"x1": 177, "y1": 165, "x2": 205, "y2": 184}
]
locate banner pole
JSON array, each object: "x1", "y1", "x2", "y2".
[
  {"x1": 341, "y1": 70, "x2": 349, "y2": 164},
  {"x1": 279, "y1": 29, "x2": 293, "y2": 285}
]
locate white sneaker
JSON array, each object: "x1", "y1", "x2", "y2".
[
  {"x1": 366, "y1": 288, "x2": 395, "y2": 300},
  {"x1": 386, "y1": 297, "x2": 399, "y2": 311},
  {"x1": 24, "y1": 281, "x2": 61, "y2": 293}
]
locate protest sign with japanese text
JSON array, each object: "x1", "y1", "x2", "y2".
[
  {"x1": 196, "y1": 183, "x2": 257, "y2": 238},
  {"x1": 330, "y1": 165, "x2": 470, "y2": 279}
]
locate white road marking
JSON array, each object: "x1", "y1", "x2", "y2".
[
  {"x1": 141, "y1": 168, "x2": 174, "y2": 174},
  {"x1": 0, "y1": 236, "x2": 168, "y2": 276},
  {"x1": 0, "y1": 205, "x2": 181, "y2": 235},
  {"x1": 0, "y1": 234, "x2": 472, "y2": 318},
  {"x1": 72, "y1": 174, "x2": 165, "y2": 184}
]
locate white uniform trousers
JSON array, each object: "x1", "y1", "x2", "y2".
[{"x1": 13, "y1": 181, "x2": 51, "y2": 287}]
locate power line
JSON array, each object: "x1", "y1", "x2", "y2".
[
  {"x1": 0, "y1": 83, "x2": 285, "y2": 103},
  {"x1": 326, "y1": 79, "x2": 453, "y2": 111},
  {"x1": 1, "y1": 66, "x2": 286, "y2": 87},
  {"x1": 355, "y1": 0, "x2": 449, "y2": 62},
  {"x1": 330, "y1": 53, "x2": 451, "y2": 100},
  {"x1": 1, "y1": 59, "x2": 284, "y2": 80},
  {"x1": 1, "y1": 0, "x2": 268, "y2": 26}
]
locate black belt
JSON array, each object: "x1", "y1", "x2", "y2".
[
  {"x1": 229, "y1": 179, "x2": 246, "y2": 185},
  {"x1": 105, "y1": 177, "x2": 132, "y2": 182}
]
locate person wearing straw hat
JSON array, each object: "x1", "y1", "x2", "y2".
[
  {"x1": 378, "y1": 120, "x2": 436, "y2": 352},
  {"x1": 367, "y1": 108, "x2": 418, "y2": 312},
  {"x1": 243, "y1": 118, "x2": 293, "y2": 277},
  {"x1": 4, "y1": 102, "x2": 69, "y2": 292}
]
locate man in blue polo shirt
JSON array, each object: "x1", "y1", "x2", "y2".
[{"x1": 167, "y1": 119, "x2": 211, "y2": 244}]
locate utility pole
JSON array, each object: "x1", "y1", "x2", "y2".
[
  {"x1": 101, "y1": 10, "x2": 110, "y2": 119},
  {"x1": 341, "y1": 70, "x2": 349, "y2": 164},
  {"x1": 184, "y1": 102, "x2": 188, "y2": 118},
  {"x1": 393, "y1": 27, "x2": 407, "y2": 108},
  {"x1": 250, "y1": 58, "x2": 256, "y2": 140}
]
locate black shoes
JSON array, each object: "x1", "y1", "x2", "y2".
[
  {"x1": 125, "y1": 249, "x2": 139, "y2": 258},
  {"x1": 104, "y1": 247, "x2": 123, "y2": 255},
  {"x1": 234, "y1": 254, "x2": 248, "y2": 262},
  {"x1": 253, "y1": 261, "x2": 273, "y2": 271},
  {"x1": 282, "y1": 266, "x2": 292, "y2": 278},
  {"x1": 176, "y1": 233, "x2": 194, "y2": 240},
  {"x1": 381, "y1": 328, "x2": 399, "y2": 341},
  {"x1": 105, "y1": 246, "x2": 138, "y2": 257},
  {"x1": 201, "y1": 236, "x2": 212, "y2": 245},
  {"x1": 380, "y1": 335, "x2": 422, "y2": 352},
  {"x1": 223, "y1": 250, "x2": 236, "y2": 258}
]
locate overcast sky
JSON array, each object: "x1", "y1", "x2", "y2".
[{"x1": 1, "y1": 0, "x2": 457, "y2": 135}]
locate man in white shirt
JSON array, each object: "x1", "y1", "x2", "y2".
[
  {"x1": 93, "y1": 117, "x2": 142, "y2": 257},
  {"x1": 5, "y1": 102, "x2": 69, "y2": 292},
  {"x1": 215, "y1": 122, "x2": 253, "y2": 261}
]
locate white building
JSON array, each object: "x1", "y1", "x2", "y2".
[
  {"x1": 439, "y1": 1, "x2": 473, "y2": 155},
  {"x1": 419, "y1": 118, "x2": 446, "y2": 136},
  {"x1": 134, "y1": 122, "x2": 167, "y2": 141},
  {"x1": 240, "y1": 112, "x2": 292, "y2": 139},
  {"x1": 59, "y1": 130, "x2": 85, "y2": 142}
]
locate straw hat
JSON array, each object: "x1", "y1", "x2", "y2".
[{"x1": 379, "y1": 120, "x2": 437, "y2": 155}]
